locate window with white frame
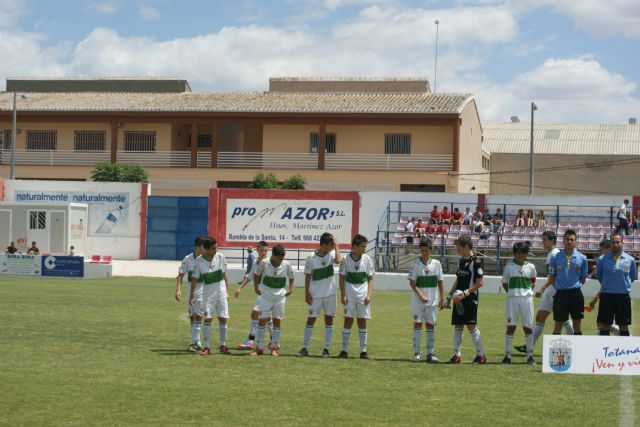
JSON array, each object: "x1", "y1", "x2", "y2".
[
  {"x1": 29, "y1": 211, "x2": 47, "y2": 230},
  {"x1": 26, "y1": 130, "x2": 57, "y2": 150},
  {"x1": 124, "y1": 131, "x2": 156, "y2": 151},
  {"x1": 74, "y1": 131, "x2": 106, "y2": 151},
  {"x1": 310, "y1": 132, "x2": 336, "y2": 153},
  {"x1": 384, "y1": 133, "x2": 411, "y2": 155}
]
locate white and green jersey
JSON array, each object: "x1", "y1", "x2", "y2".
[
  {"x1": 304, "y1": 249, "x2": 337, "y2": 298},
  {"x1": 546, "y1": 248, "x2": 560, "y2": 274},
  {"x1": 256, "y1": 258, "x2": 294, "y2": 299},
  {"x1": 339, "y1": 253, "x2": 375, "y2": 301},
  {"x1": 245, "y1": 257, "x2": 266, "y2": 281},
  {"x1": 407, "y1": 257, "x2": 444, "y2": 306},
  {"x1": 179, "y1": 253, "x2": 197, "y2": 282},
  {"x1": 501, "y1": 260, "x2": 537, "y2": 297},
  {"x1": 192, "y1": 253, "x2": 228, "y2": 299}
]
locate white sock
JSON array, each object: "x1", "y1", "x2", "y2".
[
  {"x1": 412, "y1": 327, "x2": 421, "y2": 355},
  {"x1": 324, "y1": 325, "x2": 334, "y2": 350},
  {"x1": 267, "y1": 320, "x2": 274, "y2": 339},
  {"x1": 272, "y1": 326, "x2": 281, "y2": 347},
  {"x1": 342, "y1": 329, "x2": 351, "y2": 353},
  {"x1": 358, "y1": 329, "x2": 368, "y2": 353},
  {"x1": 564, "y1": 320, "x2": 574, "y2": 335},
  {"x1": 611, "y1": 324, "x2": 620, "y2": 336},
  {"x1": 303, "y1": 324, "x2": 314, "y2": 349},
  {"x1": 203, "y1": 323, "x2": 211, "y2": 349},
  {"x1": 505, "y1": 334, "x2": 513, "y2": 357},
  {"x1": 454, "y1": 327, "x2": 464, "y2": 356},
  {"x1": 249, "y1": 319, "x2": 259, "y2": 339},
  {"x1": 525, "y1": 333, "x2": 534, "y2": 357},
  {"x1": 191, "y1": 320, "x2": 202, "y2": 345},
  {"x1": 426, "y1": 329, "x2": 435, "y2": 355},
  {"x1": 218, "y1": 323, "x2": 227, "y2": 347},
  {"x1": 532, "y1": 322, "x2": 545, "y2": 345},
  {"x1": 256, "y1": 325, "x2": 266, "y2": 349},
  {"x1": 470, "y1": 327, "x2": 484, "y2": 356}
]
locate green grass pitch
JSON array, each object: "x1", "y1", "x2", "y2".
[{"x1": 1, "y1": 276, "x2": 638, "y2": 425}]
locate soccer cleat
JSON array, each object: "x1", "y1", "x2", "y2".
[
  {"x1": 219, "y1": 345, "x2": 231, "y2": 355},
  {"x1": 338, "y1": 351, "x2": 348, "y2": 358},
  {"x1": 268, "y1": 342, "x2": 281, "y2": 350},
  {"x1": 238, "y1": 340, "x2": 255, "y2": 350},
  {"x1": 514, "y1": 345, "x2": 527, "y2": 354},
  {"x1": 359, "y1": 351, "x2": 370, "y2": 360},
  {"x1": 472, "y1": 355, "x2": 487, "y2": 365},
  {"x1": 413, "y1": 354, "x2": 422, "y2": 362},
  {"x1": 527, "y1": 356, "x2": 536, "y2": 366},
  {"x1": 448, "y1": 355, "x2": 462, "y2": 364},
  {"x1": 271, "y1": 347, "x2": 279, "y2": 357},
  {"x1": 199, "y1": 347, "x2": 211, "y2": 356},
  {"x1": 322, "y1": 348, "x2": 330, "y2": 358},
  {"x1": 297, "y1": 347, "x2": 309, "y2": 357},
  {"x1": 188, "y1": 344, "x2": 198, "y2": 353},
  {"x1": 426, "y1": 354, "x2": 440, "y2": 363},
  {"x1": 501, "y1": 355, "x2": 512, "y2": 364},
  {"x1": 249, "y1": 348, "x2": 264, "y2": 356}
]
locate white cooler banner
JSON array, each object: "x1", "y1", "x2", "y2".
[
  {"x1": 225, "y1": 198, "x2": 353, "y2": 244},
  {"x1": 0, "y1": 254, "x2": 41, "y2": 276},
  {"x1": 543, "y1": 335, "x2": 640, "y2": 375}
]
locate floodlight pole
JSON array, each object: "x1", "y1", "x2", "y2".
[
  {"x1": 434, "y1": 20, "x2": 439, "y2": 93},
  {"x1": 10, "y1": 92, "x2": 17, "y2": 179},
  {"x1": 529, "y1": 102, "x2": 537, "y2": 194}
]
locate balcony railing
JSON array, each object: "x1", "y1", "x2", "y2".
[
  {"x1": 0, "y1": 149, "x2": 110, "y2": 166},
  {"x1": 217, "y1": 152, "x2": 318, "y2": 169},
  {"x1": 116, "y1": 151, "x2": 190, "y2": 167},
  {"x1": 325, "y1": 153, "x2": 453, "y2": 171}
]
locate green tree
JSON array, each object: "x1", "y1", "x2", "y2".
[
  {"x1": 91, "y1": 162, "x2": 148, "y2": 182},
  {"x1": 120, "y1": 164, "x2": 149, "y2": 182},
  {"x1": 249, "y1": 172, "x2": 279, "y2": 189},
  {"x1": 281, "y1": 173, "x2": 307, "y2": 190}
]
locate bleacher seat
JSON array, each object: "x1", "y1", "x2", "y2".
[
  {"x1": 460, "y1": 225, "x2": 471, "y2": 233},
  {"x1": 101, "y1": 255, "x2": 112, "y2": 264},
  {"x1": 588, "y1": 242, "x2": 600, "y2": 251},
  {"x1": 450, "y1": 224, "x2": 460, "y2": 232},
  {"x1": 577, "y1": 242, "x2": 589, "y2": 251},
  {"x1": 90, "y1": 255, "x2": 100, "y2": 263}
]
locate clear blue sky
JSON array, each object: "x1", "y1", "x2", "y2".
[{"x1": 1, "y1": 0, "x2": 639, "y2": 122}]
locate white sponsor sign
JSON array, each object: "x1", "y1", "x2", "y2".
[
  {"x1": 226, "y1": 198, "x2": 352, "y2": 244},
  {"x1": 0, "y1": 254, "x2": 41, "y2": 276},
  {"x1": 543, "y1": 335, "x2": 640, "y2": 375}
]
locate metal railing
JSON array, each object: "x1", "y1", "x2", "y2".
[
  {"x1": 197, "y1": 151, "x2": 211, "y2": 168},
  {"x1": 217, "y1": 152, "x2": 318, "y2": 169},
  {"x1": 325, "y1": 153, "x2": 453, "y2": 171},
  {"x1": 0, "y1": 149, "x2": 110, "y2": 166},
  {"x1": 116, "y1": 151, "x2": 190, "y2": 167}
]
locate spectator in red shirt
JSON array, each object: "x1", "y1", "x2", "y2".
[
  {"x1": 414, "y1": 219, "x2": 427, "y2": 238},
  {"x1": 441, "y1": 207, "x2": 452, "y2": 225},
  {"x1": 430, "y1": 205, "x2": 441, "y2": 224},
  {"x1": 452, "y1": 208, "x2": 463, "y2": 225},
  {"x1": 426, "y1": 223, "x2": 438, "y2": 236},
  {"x1": 436, "y1": 223, "x2": 449, "y2": 234}
]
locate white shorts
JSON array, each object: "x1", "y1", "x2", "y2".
[
  {"x1": 506, "y1": 296, "x2": 534, "y2": 327},
  {"x1": 343, "y1": 299, "x2": 371, "y2": 319},
  {"x1": 307, "y1": 295, "x2": 337, "y2": 317},
  {"x1": 538, "y1": 286, "x2": 556, "y2": 313},
  {"x1": 195, "y1": 295, "x2": 228, "y2": 319},
  {"x1": 412, "y1": 302, "x2": 438, "y2": 325},
  {"x1": 257, "y1": 296, "x2": 286, "y2": 320}
]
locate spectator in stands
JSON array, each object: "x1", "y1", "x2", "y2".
[
  {"x1": 452, "y1": 208, "x2": 463, "y2": 225},
  {"x1": 462, "y1": 207, "x2": 473, "y2": 225},
  {"x1": 430, "y1": 205, "x2": 441, "y2": 225},
  {"x1": 634, "y1": 210, "x2": 640, "y2": 230},
  {"x1": 68, "y1": 245, "x2": 75, "y2": 256},
  {"x1": 537, "y1": 210, "x2": 546, "y2": 228},
  {"x1": 491, "y1": 208, "x2": 504, "y2": 233},
  {"x1": 436, "y1": 223, "x2": 449, "y2": 235},
  {"x1": 515, "y1": 209, "x2": 525, "y2": 227},
  {"x1": 625, "y1": 211, "x2": 632, "y2": 229},
  {"x1": 27, "y1": 241, "x2": 39, "y2": 255},
  {"x1": 405, "y1": 217, "x2": 417, "y2": 253},
  {"x1": 6, "y1": 241, "x2": 18, "y2": 254},
  {"x1": 440, "y1": 207, "x2": 452, "y2": 225},
  {"x1": 414, "y1": 219, "x2": 427, "y2": 239},
  {"x1": 614, "y1": 199, "x2": 630, "y2": 236},
  {"x1": 425, "y1": 222, "x2": 437, "y2": 238},
  {"x1": 472, "y1": 206, "x2": 483, "y2": 222},
  {"x1": 526, "y1": 209, "x2": 535, "y2": 227},
  {"x1": 473, "y1": 217, "x2": 485, "y2": 234}
]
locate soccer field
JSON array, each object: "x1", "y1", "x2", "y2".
[{"x1": 1, "y1": 276, "x2": 638, "y2": 426}]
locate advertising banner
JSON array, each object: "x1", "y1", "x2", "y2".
[
  {"x1": 217, "y1": 190, "x2": 359, "y2": 249},
  {"x1": 41, "y1": 255, "x2": 84, "y2": 277},
  {"x1": 0, "y1": 254, "x2": 41, "y2": 275},
  {"x1": 543, "y1": 335, "x2": 640, "y2": 375}
]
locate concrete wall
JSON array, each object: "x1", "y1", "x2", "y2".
[{"x1": 458, "y1": 100, "x2": 489, "y2": 193}]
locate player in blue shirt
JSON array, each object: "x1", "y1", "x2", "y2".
[{"x1": 595, "y1": 234, "x2": 637, "y2": 336}]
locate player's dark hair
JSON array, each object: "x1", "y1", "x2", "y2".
[
  {"x1": 455, "y1": 235, "x2": 473, "y2": 249},
  {"x1": 599, "y1": 239, "x2": 611, "y2": 249},
  {"x1": 513, "y1": 241, "x2": 529, "y2": 255},
  {"x1": 541, "y1": 230, "x2": 556, "y2": 244},
  {"x1": 419, "y1": 238, "x2": 433, "y2": 250},
  {"x1": 610, "y1": 233, "x2": 624, "y2": 242},
  {"x1": 564, "y1": 228, "x2": 577, "y2": 238},
  {"x1": 320, "y1": 233, "x2": 334, "y2": 246},
  {"x1": 202, "y1": 237, "x2": 216, "y2": 249},
  {"x1": 194, "y1": 236, "x2": 206, "y2": 246},
  {"x1": 257, "y1": 240, "x2": 268, "y2": 248},
  {"x1": 352, "y1": 234, "x2": 368, "y2": 246},
  {"x1": 272, "y1": 244, "x2": 285, "y2": 257}
]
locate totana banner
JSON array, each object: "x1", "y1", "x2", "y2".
[{"x1": 543, "y1": 335, "x2": 640, "y2": 376}]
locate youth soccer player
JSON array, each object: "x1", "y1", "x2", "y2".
[
  {"x1": 189, "y1": 237, "x2": 231, "y2": 355},
  {"x1": 501, "y1": 241, "x2": 537, "y2": 366},
  {"x1": 235, "y1": 241, "x2": 271, "y2": 349},
  {"x1": 297, "y1": 233, "x2": 342, "y2": 357},
  {"x1": 407, "y1": 238, "x2": 445, "y2": 363},
  {"x1": 176, "y1": 236, "x2": 205, "y2": 352},
  {"x1": 444, "y1": 235, "x2": 486, "y2": 365},
  {"x1": 338, "y1": 234, "x2": 375, "y2": 359},
  {"x1": 250, "y1": 244, "x2": 295, "y2": 357}
]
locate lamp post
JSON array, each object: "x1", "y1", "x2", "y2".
[
  {"x1": 529, "y1": 102, "x2": 537, "y2": 194},
  {"x1": 10, "y1": 92, "x2": 17, "y2": 179},
  {"x1": 434, "y1": 20, "x2": 439, "y2": 93}
]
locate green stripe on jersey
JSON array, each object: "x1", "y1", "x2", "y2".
[
  {"x1": 187, "y1": 271, "x2": 193, "y2": 282},
  {"x1": 416, "y1": 275, "x2": 438, "y2": 288},
  {"x1": 202, "y1": 270, "x2": 223, "y2": 284},
  {"x1": 508, "y1": 276, "x2": 532, "y2": 289},
  {"x1": 345, "y1": 271, "x2": 368, "y2": 284},
  {"x1": 312, "y1": 264, "x2": 334, "y2": 281},
  {"x1": 263, "y1": 276, "x2": 287, "y2": 289}
]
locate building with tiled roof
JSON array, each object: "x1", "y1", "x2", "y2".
[{"x1": 0, "y1": 77, "x2": 488, "y2": 195}]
